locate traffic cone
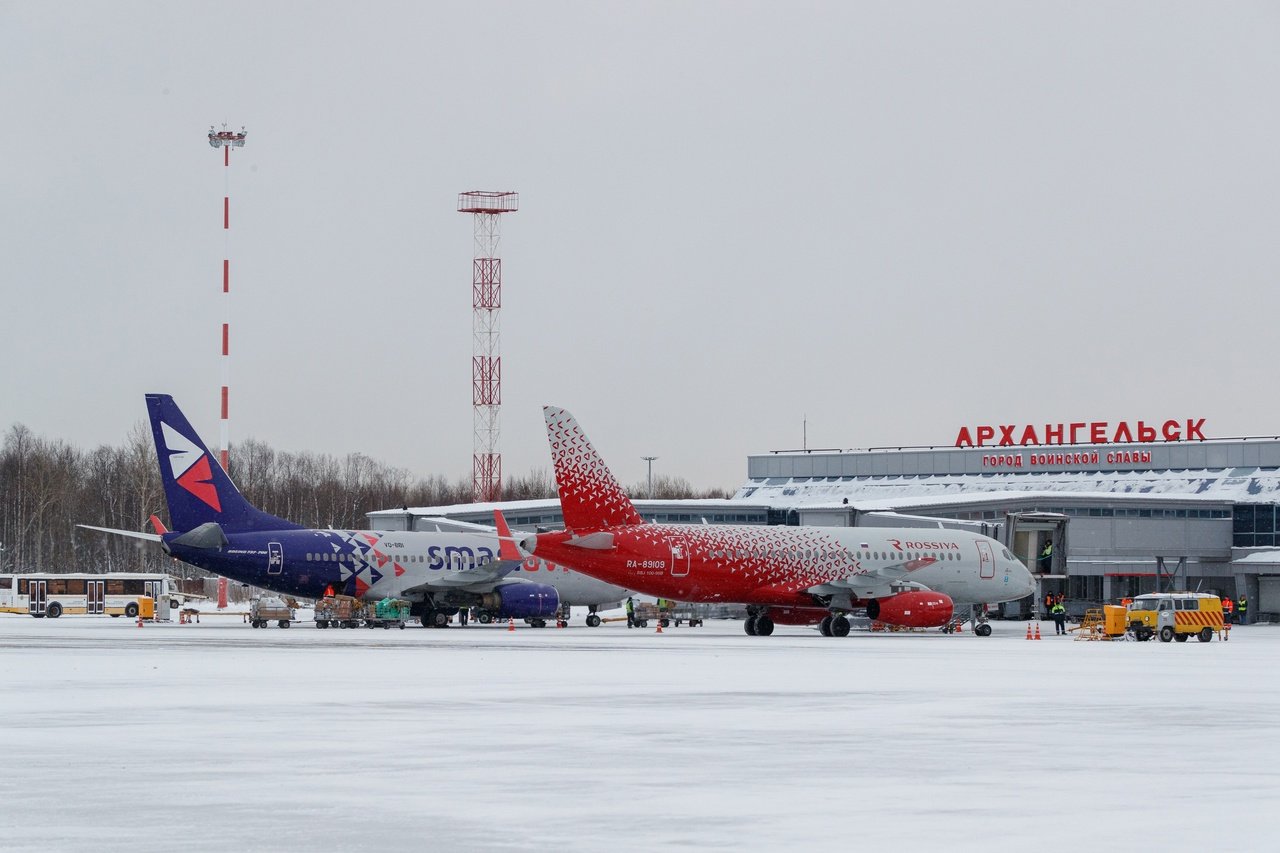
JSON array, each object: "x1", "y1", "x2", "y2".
[
  {"x1": 1034, "y1": 623, "x2": 1042, "y2": 640},
  {"x1": 1025, "y1": 623, "x2": 1032, "y2": 640},
  {"x1": 507, "y1": 617, "x2": 515, "y2": 632},
  {"x1": 136, "y1": 616, "x2": 143, "y2": 628},
  {"x1": 655, "y1": 619, "x2": 663, "y2": 634}
]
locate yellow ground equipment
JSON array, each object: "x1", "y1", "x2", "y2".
[
  {"x1": 1073, "y1": 605, "x2": 1128, "y2": 640},
  {"x1": 1126, "y1": 593, "x2": 1224, "y2": 643}
]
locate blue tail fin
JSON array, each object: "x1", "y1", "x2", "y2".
[{"x1": 146, "y1": 394, "x2": 302, "y2": 534}]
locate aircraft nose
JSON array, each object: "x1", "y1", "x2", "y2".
[{"x1": 1015, "y1": 562, "x2": 1036, "y2": 597}]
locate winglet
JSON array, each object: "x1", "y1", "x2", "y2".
[
  {"x1": 149, "y1": 514, "x2": 169, "y2": 535},
  {"x1": 493, "y1": 509, "x2": 523, "y2": 561}
]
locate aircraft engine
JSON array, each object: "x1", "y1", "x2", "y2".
[
  {"x1": 865, "y1": 590, "x2": 953, "y2": 628},
  {"x1": 481, "y1": 583, "x2": 560, "y2": 619}
]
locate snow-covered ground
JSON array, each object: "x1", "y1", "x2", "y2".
[{"x1": 2, "y1": 614, "x2": 1276, "y2": 852}]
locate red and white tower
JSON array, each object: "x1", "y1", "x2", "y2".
[
  {"x1": 207, "y1": 124, "x2": 247, "y2": 472},
  {"x1": 458, "y1": 191, "x2": 518, "y2": 503}
]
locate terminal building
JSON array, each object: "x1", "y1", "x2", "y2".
[{"x1": 369, "y1": 418, "x2": 1280, "y2": 621}]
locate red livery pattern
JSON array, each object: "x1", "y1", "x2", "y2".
[{"x1": 530, "y1": 406, "x2": 1037, "y2": 636}]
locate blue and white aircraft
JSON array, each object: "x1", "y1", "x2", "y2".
[{"x1": 82, "y1": 394, "x2": 630, "y2": 627}]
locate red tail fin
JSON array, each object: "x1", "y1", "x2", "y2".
[
  {"x1": 543, "y1": 406, "x2": 644, "y2": 532},
  {"x1": 148, "y1": 514, "x2": 169, "y2": 535}
]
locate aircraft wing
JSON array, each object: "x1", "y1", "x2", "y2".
[
  {"x1": 805, "y1": 556, "x2": 938, "y2": 599},
  {"x1": 77, "y1": 524, "x2": 163, "y2": 543}
]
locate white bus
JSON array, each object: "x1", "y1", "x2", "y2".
[{"x1": 0, "y1": 573, "x2": 175, "y2": 620}]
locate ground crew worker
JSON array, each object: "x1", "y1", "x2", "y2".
[
  {"x1": 1050, "y1": 599, "x2": 1067, "y2": 635},
  {"x1": 1222, "y1": 595, "x2": 1234, "y2": 624},
  {"x1": 625, "y1": 596, "x2": 636, "y2": 628},
  {"x1": 1238, "y1": 595, "x2": 1248, "y2": 625},
  {"x1": 1038, "y1": 540, "x2": 1053, "y2": 572},
  {"x1": 457, "y1": 606, "x2": 468, "y2": 627}
]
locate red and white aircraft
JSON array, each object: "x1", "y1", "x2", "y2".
[{"x1": 519, "y1": 406, "x2": 1036, "y2": 636}]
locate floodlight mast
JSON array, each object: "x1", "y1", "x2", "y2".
[
  {"x1": 458, "y1": 191, "x2": 518, "y2": 503},
  {"x1": 207, "y1": 124, "x2": 247, "y2": 472}
]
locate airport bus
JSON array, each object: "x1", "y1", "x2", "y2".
[{"x1": 0, "y1": 573, "x2": 175, "y2": 620}]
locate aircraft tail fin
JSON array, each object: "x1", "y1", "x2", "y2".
[
  {"x1": 145, "y1": 394, "x2": 302, "y2": 534},
  {"x1": 543, "y1": 406, "x2": 644, "y2": 532}
]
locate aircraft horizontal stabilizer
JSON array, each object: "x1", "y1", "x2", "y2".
[
  {"x1": 565, "y1": 532, "x2": 615, "y2": 550},
  {"x1": 77, "y1": 524, "x2": 162, "y2": 543},
  {"x1": 170, "y1": 522, "x2": 229, "y2": 550}
]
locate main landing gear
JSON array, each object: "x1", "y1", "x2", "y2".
[
  {"x1": 744, "y1": 614, "x2": 775, "y2": 636},
  {"x1": 819, "y1": 614, "x2": 850, "y2": 637}
]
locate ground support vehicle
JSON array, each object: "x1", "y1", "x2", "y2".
[
  {"x1": 660, "y1": 601, "x2": 706, "y2": 628},
  {"x1": 314, "y1": 595, "x2": 366, "y2": 629},
  {"x1": 249, "y1": 596, "x2": 294, "y2": 628},
  {"x1": 1072, "y1": 606, "x2": 1128, "y2": 640},
  {"x1": 364, "y1": 598, "x2": 410, "y2": 629},
  {"x1": 1126, "y1": 593, "x2": 1224, "y2": 643}
]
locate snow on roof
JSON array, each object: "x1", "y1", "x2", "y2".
[{"x1": 733, "y1": 467, "x2": 1279, "y2": 509}]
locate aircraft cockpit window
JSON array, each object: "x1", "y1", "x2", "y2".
[{"x1": 1002, "y1": 548, "x2": 1015, "y2": 561}]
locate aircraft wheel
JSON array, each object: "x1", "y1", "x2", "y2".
[
  {"x1": 744, "y1": 616, "x2": 758, "y2": 636},
  {"x1": 1198, "y1": 627, "x2": 1214, "y2": 643},
  {"x1": 586, "y1": 614, "x2": 601, "y2": 628},
  {"x1": 1159, "y1": 626, "x2": 1175, "y2": 643},
  {"x1": 477, "y1": 612, "x2": 493, "y2": 624},
  {"x1": 976, "y1": 623, "x2": 993, "y2": 637},
  {"x1": 754, "y1": 615, "x2": 774, "y2": 636},
  {"x1": 831, "y1": 615, "x2": 851, "y2": 637},
  {"x1": 819, "y1": 615, "x2": 833, "y2": 636}
]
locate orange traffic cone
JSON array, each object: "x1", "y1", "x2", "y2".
[
  {"x1": 1034, "y1": 622, "x2": 1042, "y2": 640},
  {"x1": 1025, "y1": 623, "x2": 1032, "y2": 640},
  {"x1": 136, "y1": 616, "x2": 144, "y2": 628},
  {"x1": 507, "y1": 617, "x2": 515, "y2": 632},
  {"x1": 655, "y1": 618, "x2": 663, "y2": 634}
]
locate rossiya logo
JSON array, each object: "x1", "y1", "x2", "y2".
[{"x1": 161, "y1": 422, "x2": 222, "y2": 512}]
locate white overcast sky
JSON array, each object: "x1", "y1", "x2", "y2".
[{"x1": 3, "y1": 2, "x2": 1278, "y2": 491}]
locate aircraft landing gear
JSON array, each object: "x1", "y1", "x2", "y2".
[
  {"x1": 829, "y1": 614, "x2": 850, "y2": 637},
  {"x1": 975, "y1": 622, "x2": 993, "y2": 637},
  {"x1": 754, "y1": 615, "x2": 774, "y2": 636},
  {"x1": 819, "y1": 615, "x2": 833, "y2": 636},
  {"x1": 744, "y1": 616, "x2": 757, "y2": 635},
  {"x1": 586, "y1": 614, "x2": 601, "y2": 627}
]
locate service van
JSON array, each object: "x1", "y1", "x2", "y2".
[{"x1": 1126, "y1": 592, "x2": 1223, "y2": 643}]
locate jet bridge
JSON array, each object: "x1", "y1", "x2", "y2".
[{"x1": 1002, "y1": 511, "x2": 1069, "y2": 619}]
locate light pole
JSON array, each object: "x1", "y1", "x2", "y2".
[{"x1": 641, "y1": 457, "x2": 658, "y2": 499}]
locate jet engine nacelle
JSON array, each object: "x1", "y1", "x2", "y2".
[
  {"x1": 481, "y1": 583, "x2": 560, "y2": 619},
  {"x1": 866, "y1": 590, "x2": 953, "y2": 628}
]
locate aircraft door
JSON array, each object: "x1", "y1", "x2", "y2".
[
  {"x1": 976, "y1": 540, "x2": 995, "y2": 579},
  {"x1": 267, "y1": 542, "x2": 284, "y2": 575},
  {"x1": 29, "y1": 580, "x2": 46, "y2": 616},
  {"x1": 670, "y1": 543, "x2": 690, "y2": 577},
  {"x1": 88, "y1": 580, "x2": 104, "y2": 615}
]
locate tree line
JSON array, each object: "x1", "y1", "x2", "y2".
[{"x1": 0, "y1": 423, "x2": 730, "y2": 574}]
